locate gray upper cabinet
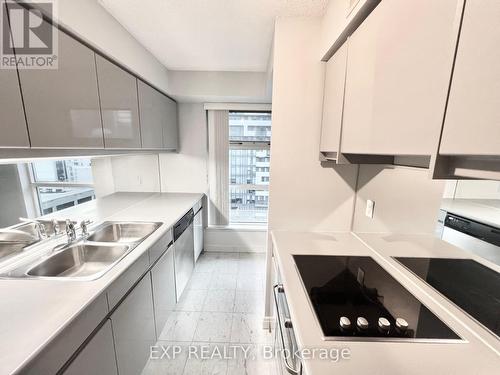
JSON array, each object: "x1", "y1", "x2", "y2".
[
  {"x1": 439, "y1": 0, "x2": 500, "y2": 156},
  {"x1": 341, "y1": 0, "x2": 462, "y2": 156},
  {"x1": 0, "y1": 69, "x2": 30, "y2": 148},
  {"x1": 95, "y1": 55, "x2": 141, "y2": 149},
  {"x1": 0, "y1": 3, "x2": 30, "y2": 148},
  {"x1": 18, "y1": 24, "x2": 103, "y2": 148},
  {"x1": 110, "y1": 273, "x2": 156, "y2": 375},
  {"x1": 162, "y1": 96, "x2": 178, "y2": 150},
  {"x1": 137, "y1": 80, "x2": 164, "y2": 149},
  {"x1": 319, "y1": 42, "x2": 348, "y2": 160}
]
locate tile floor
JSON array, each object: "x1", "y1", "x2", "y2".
[{"x1": 142, "y1": 252, "x2": 278, "y2": 375}]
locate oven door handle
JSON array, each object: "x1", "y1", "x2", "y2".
[{"x1": 273, "y1": 284, "x2": 300, "y2": 375}]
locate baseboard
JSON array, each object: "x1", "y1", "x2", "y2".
[
  {"x1": 204, "y1": 227, "x2": 268, "y2": 253},
  {"x1": 204, "y1": 245, "x2": 265, "y2": 253}
]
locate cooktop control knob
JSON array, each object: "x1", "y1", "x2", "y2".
[
  {"x1": 396, "y1": 318, "x2": 409, "y2": 331},
  {"x1": 339, "y1": 316, "x2": 351, "y2": 330},
  {"x1": 378, "y1": 317, "x2": 391, "y2": 331},
  {"x1": 356, "y1": 317, "x2": 369, "y2": 330}
]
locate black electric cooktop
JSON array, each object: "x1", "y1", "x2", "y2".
[
  {"x1": 394, "y1": 257, "x2": 500, "y2": 338},
  {"x1": 293, "y1": 255, "x2": 460, "y2": 340}
]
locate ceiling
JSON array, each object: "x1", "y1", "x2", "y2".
[{"x1": 98, "y1": 0, "x2": 329, "y2": 72}]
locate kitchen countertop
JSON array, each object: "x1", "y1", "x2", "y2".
[
  {"x1": 271, "y1": 230, "x2": 500, "y2": 375},
  {"x1": 0, "y1": 192, "x2": 203, "y2": 375},
  {"x1": 441, "y1": 198, "x2": 500, "y2": 228}
]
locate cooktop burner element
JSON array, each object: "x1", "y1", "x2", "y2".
[
  {"x1": 293, "y1": 255, "x2": 461, "y2": 341},
  {"x1": 394, "y1": 257, "x2": 500, "y2": 338}
]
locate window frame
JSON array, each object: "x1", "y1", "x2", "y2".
[
  {"x1": 228, "y1": 110, "x2": 271, "y2": 225},
  {"x1": 27, "y1": 160, "x2": 95, "y2": 216}
]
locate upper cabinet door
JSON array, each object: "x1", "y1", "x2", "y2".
[
  {"x1": 137, "y1": 80, "x2": 164, "y2": 149},
  {"x1": 0, "y1": 69, "x2": 30, "y2": 148},
  {"x1": 439, "y1": 0, "x2": 500, "y2": 156},
  {"x1": 95, "y1": 55, "x2": 141, "y2": 149},
  {"x1": 18, "y1": 24, "x2": 103, "y2": 148},
  {"x1": 0, "y1": 2, "x2": 30, "y2": 148},
  {"x1": 162, "y1": 96, "x2": 178, "y2": 150},
  {"x1": 341, "y1": 0, "x2": 462, "y2": 155},
  {"x1": 320, "y1": 42, "x2": 348, "y2": 159}
]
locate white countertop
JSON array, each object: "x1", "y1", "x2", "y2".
[
  {"x1": 0, "y1": 192, "x2": 203, "y2": 375},
  {"x1": 271, "y1": 230, "x2": 500, "y2": 375},
  {"x1": 441, "y1": 198, "x2": 500, "y2": 228}
]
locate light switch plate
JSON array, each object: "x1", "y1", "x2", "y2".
[{"x1": 365, "y1": 200, "x2": 375, "y2": 218}]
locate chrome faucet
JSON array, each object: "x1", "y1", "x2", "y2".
[
  {"x1": 52, "y1": 219, "x2": 61, "y2": 236},
  {"x1": 19, "y1": 217, "x2": 47, "y2": 239},
  {"x1": 80, "y1": 220, "x2": 92, "y2": 238},
  {"x1": 65, "y1": 219, "x2": 77, "y2": 243}
]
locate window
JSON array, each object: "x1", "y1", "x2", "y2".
[
  {"x1": 229, "y1": 112, "x2": 271, "y2": 224},
  {"x1": 30, "y1": 159, "x2": 95, "y2": 215}
]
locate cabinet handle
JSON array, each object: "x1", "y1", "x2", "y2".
[{"x1": 273, "y1": 284, "x2": 300, "y2": 375}]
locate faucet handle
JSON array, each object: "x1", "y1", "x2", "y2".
[
  {"x1": 37, "y1": 222, "x2": 47, "y2": 239},
  {"x1": 52, "y1": 219, "x2": 60, "y2": 235},
  {"x1": 65, "y1": 219, "x2": 77, "y2": 242},
  {"x1": 65, "y1": 219, "x2": 75, "y2": 229},
  {"x1": 80, "y1": 219, "x2": 92, "y2": 237}
]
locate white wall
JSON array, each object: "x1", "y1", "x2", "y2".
[
  {"x1": 91, "y1": 157, "x2": 115, "y2": 197},
  {"x1": 352, "y1": 165, "x2": 445, "y2": 234},
  {"x1": 268, "y1": 17, "x2": 358, "y2": 233},
  {"x1": 111, "y1": 154, "x2": 161, "y2": 192},
  {"x1": 204, "y1": 227, "x2": 267, "y2": 253},
  {"x1": 92, "y1": 154, "x2": 161, "y2": 195},
  {"x1": 454, "y1": 180, "x2": 500, "y2": 200},
  {"x1": 168, "y1": 70, "x2": 271, "y2": 103},
  {"x1": 319, "y1": 0, "x2": 350, "y2": 59},
  {"x1": 159, "y1": 103, "x2": 208, "y2": 193}
]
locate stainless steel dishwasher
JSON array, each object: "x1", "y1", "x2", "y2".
[{"x1": 173, "y1": 209, "x2": 195, "y2": 300}]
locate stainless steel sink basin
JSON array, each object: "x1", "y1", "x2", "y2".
[
  {"x1": 87, "y1": 222, "x2": 162, "y2": 243},
  {"x1": 0, "y1": 229, "x2": 40, "y2": 259},
  {"x1": 26, "y1": 243, "x2": 130, "y2": 278}
]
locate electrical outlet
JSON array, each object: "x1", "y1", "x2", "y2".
[{"x1": 365, "y1": 200, "x2": 375, "y2": 218}]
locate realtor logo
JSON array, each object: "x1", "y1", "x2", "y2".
[{"x1": 1, "y1": 0, "x2": 58, "y2": 69}]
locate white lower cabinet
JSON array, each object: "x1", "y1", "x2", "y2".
[
  {"x1": 110, "y1": 273, "x2": 156, "y2": 375},
  {"x1": 150, "y1": 245, "x2": 177, "y2": 337},
  {"x1": 63, "y1": 320, "x2": 118, "y2": 375}
]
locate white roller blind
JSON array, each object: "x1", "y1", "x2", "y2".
[{"x1": 207, "y1": 110, "x2": 229, "y2": 225}]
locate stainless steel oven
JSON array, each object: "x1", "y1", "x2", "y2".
[
  {"x1": 273, "y1": 267, "x2": 302, "y2": 375},
  {"x1": 442, "y1": 213, "x2": 500, "y2": 266}
]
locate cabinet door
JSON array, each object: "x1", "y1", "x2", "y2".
[
  {"x1": 111, "y1": 273, "x2": 156, "y2": 375},
  {"x1": 342, "y1": 0, "x2": 461, "y2": 155},
  {"x1": 95, "y1": 55, "x2": 141, "y2": 149},
  {"x1": 439, "y1": 0, "x2": 500, "y2": 155},
  {"x1": 138, "y1": 80, "x2": 164, "y2": 149},
  {"x1": 0, "y1": 69, "x2": 30, "y2": 147},
  {"x1": 162, "y1": 96, "x2": 178, "y2": 150},
  {"x1": 0, "y1": 2, "x2": 29, "y2": 147},
  {"x1": 320, "y1": 42, "x2": 348, "y2": 157},
  {"x1": 63, "y1": 320, "x2": 117, "y2": 375},
  {"x1": 151, "y1": 245, "x2": 176, "y2": 337},
  {"x1": 18, "y1": 25, "x2": 103, "y2": 148}
]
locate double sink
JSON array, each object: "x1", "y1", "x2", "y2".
[{"x1": 0, "y1": 222, "x2": 162, "y2": 280}]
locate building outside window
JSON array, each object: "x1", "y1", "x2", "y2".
[
  {"x1": 30, "y1": 159, "x2": 95, "y2": 215},
  {"x1": 228, "y1": 112, "x2": 271, "y2": 224}
]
